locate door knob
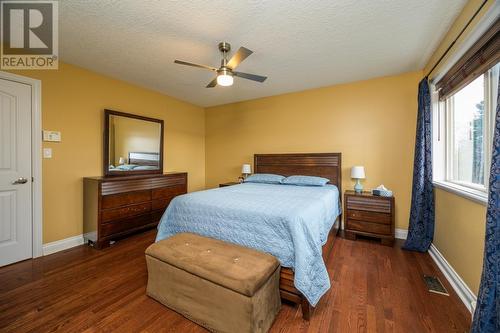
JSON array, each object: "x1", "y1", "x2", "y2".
[{"x1": 12, "y1": 177, "x2": 28, "y2": 185}]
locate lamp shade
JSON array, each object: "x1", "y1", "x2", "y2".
[
  {"x1": 118, "y1": 157, "x2": 125, "y2": 165},
  {"x1": 241, "y1": 164, "x2": 252, "y2": 174},
  {"x1": 351, "y1": 166, "x2": 365, "y2": 179},
  {"x1": 217, "y1": 74, "x2": 234, "y2": 86}
]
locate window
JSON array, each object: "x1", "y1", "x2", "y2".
[
  {"x1": 434, "y1": 63, "x2": 498, "y2": 201},
  {"x1": 433, "y1": 19, "x2": 499, "y2": 203}
]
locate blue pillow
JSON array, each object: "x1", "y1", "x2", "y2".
[
  {"x1": 244, "y1": 173, "x2": 285, "y2": 184},
  {"x1": 281, "y1": 175, "x2": 329, "y2": 186},
  {"x1": 116, "y1": 164, "x2": 138, "y2": 171}
]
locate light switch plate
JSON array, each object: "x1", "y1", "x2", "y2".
[
  {"x1": 43, "y1": 130, "x2": 61, "y2": 142},
  {"x1": 43, "y1": 148, "x2": 52, "y2": 158}
]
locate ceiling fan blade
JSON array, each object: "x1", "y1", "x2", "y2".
[
  {"x1": 206, "y1": 77, "x2": 218, "y2": 88},
  {"x1": 226, "y1": 47, "x2": 253, "y2": 69},
  {"x1": 233, "y1": 71, "x2": 267, "y2": 83},
  {"x1": 174, "y1": 60, "x2": 217, "y2": 71}
]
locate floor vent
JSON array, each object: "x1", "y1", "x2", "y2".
[{"x1": 424, "y1": 275, "x2": 449, "y2": 296}]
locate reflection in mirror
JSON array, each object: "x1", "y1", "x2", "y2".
[{"x1": 108, "y1": 115, "x2": 162, "y2": 172}]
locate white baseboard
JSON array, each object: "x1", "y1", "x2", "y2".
[
  {"x1": 42, "y1": 234, "x2": 85, "y2": 256},
  {"x1": 428, "y1": 243, "x2": 477, "y2": 314},
  {"x1": 395, "y1": 228, "x2": 408, "y2": 240}
]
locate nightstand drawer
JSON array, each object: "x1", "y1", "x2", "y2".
[
  {"x1": 219, "y1": 182, "x2": 240, "y2": 187},
  {"x1": 344, "y1": 191, "x2": 394, "y2": 246},
  {"x1": 347, "y1": 219, "x2": 391, "y2": 235},
  {"x1": 346, "y1": 196, "x2": 391, "y2": 213},
  {"x1": 347, "y1": 210, "x2": 391, "y2": 224}
]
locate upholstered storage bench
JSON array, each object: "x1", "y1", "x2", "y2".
[{"x1": 145, "y1": 233, "x2": 281, "y2": 333}]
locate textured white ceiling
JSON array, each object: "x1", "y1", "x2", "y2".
[{"x1": 59, "y1": 0, "x2": 467, "y2": 107}]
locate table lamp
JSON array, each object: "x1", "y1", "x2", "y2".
[
  {"x1": 351, "y1": 166, "x2": 365, "y2": 193},
  {"x1": 241, "y1": 164, "x2": 252, "y2": 179}
]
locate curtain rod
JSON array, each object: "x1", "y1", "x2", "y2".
[{"x1": 425, "y1": 0, "x2": 489, "y2": 79}]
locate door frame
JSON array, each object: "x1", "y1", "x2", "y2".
[{"x1": 0, "y1": 71, "x2": 43, "y2": 258}]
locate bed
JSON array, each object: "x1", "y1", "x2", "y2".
[
  {"x1": 156, "y1": 153, "x2": 342, "y2": 319},
  {"x1": 128, "y1": 152, "x2": 160, "y2": 167},
  {"x1": 108, "y1": 152, "x2": 160, "y2": 171}
]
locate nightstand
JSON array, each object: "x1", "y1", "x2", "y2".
[
  {"x1": 344, "y1": 190, "x2": 395, "y2": 246},
  {"x1": 219, "y1": 182, "x2": 240, "y2": 187}
]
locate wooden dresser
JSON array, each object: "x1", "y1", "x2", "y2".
[
  {"x1": 344, "y1": 190, "x2": 395, "y2": 246},
  {"x1": 83, "y1": 172, "x2": 187, "y2": 249}
]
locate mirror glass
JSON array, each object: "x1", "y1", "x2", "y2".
[{"x1": 107, "y1": 114, "x2": 162, "y2": 173}]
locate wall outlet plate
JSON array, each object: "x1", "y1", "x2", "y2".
[
  {"x1": 43, "y1": 148, "x2": 52, "y2": 158},
  {"x1": 43, "y1": 130, "x2": 61, "y2": 142}
]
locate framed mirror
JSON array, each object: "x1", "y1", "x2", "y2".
[{"x1": 103, "y1": 109, "x2": 164, "y2": 177}]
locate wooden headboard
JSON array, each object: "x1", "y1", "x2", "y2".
[
  {"x1": 254, "y1": 153, "x2": 342, "y2": 193},
  {"x1": 128, "y1": 152, "x2": 160, "y2": 166}
]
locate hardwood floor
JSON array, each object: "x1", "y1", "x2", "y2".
[{"x1": 0, "y1": 230, "x2": 470, "y2": 332}]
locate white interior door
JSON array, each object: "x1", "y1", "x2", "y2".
[{"x1": 0, "y1": 78, "x2": 32, "y2": 267}]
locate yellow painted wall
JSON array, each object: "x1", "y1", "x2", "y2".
[
  {"x1": 205, "y1": 71, "x2": 422, "y2": 230},
  {"x1": 9, "y1": 62, "x2": 205, "y2": 243},
  {"x1": 434, "y1": 189, "x2": 486, "y2": 293},
  {"x1": 425, "y1": 0, "x2": 494, "y2": 294}
]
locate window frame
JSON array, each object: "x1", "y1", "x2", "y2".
[
  {"x1": 446, "y1": 74, "x2": 488, "y2": 191},
  {"x1": 430, "y1": 8, "x2": 499, "y2": 205},
  {"x1": 432, "y1": 65, "x2": 498, "y2": 205}
]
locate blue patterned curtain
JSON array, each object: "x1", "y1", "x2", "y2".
[
  {"x1": 403, "y1": 78, "x2": 434, "y2": 252},
  {"x1": 470, "y1": 72, "x2": 500, "y2": 333}
]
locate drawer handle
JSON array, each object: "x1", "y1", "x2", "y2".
[{"x1": 124, "y1": 206, "x2": 146, "y2": 213}]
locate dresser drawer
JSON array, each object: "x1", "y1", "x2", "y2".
[
  {"x1": 101, "y1": 190, "x2": 151, "y2": 209},
  {"x1": 347, "y1": 219, "x2": 391, "y2": 235},
  {"x1": 150, "y1": 174, "x2": 187, "y2": 189},
  {"x1": 100, "y1": 214, "x2": 154, "y2": 237},
  {"x1": 152, "y1": 197, "x2": 175, "y2": 211},
  {"x1": 152, "y1": 184, "x2": 186, "y2": 200},
  {"x1": 347, "y1": 210, "x2": 391, "y2": 224},
  {"x1": 346, "y1": 196, "x2": 391, "y2": 213},
  {"x1": 101, "y1": 202, "x2": 151, "y2": 223},
  {"x1": 151, "y1": 210, "x2": 164, "y2": 223},
  {"x1": 101, "y1": 179, "x2": 152, "y2": 195},
  {"x1": 84, "y1": 173, "x2": 188, "y2": 249}
]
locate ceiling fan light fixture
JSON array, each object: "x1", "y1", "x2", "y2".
[
  {"x1": 217, "y1": 71, "x2": 233, "y2": 87},
  {"x1": 174, "y1": 42, "x2": 267, "y2": 88}
]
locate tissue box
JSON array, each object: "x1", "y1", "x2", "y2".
[{"x1": 372, "y1": 189, "x2": 393, "y2": 197}]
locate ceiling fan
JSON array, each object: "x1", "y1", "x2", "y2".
[{"x1": 174, "y1": 42, "x2": 267, "y2": 88}]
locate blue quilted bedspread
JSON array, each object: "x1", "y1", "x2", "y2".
[{"x1": 155, "y1": 182, "x2": 341, "y2": 306}]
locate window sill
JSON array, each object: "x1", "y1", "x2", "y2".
[{"x1": 433, "y1": 180, "x2": 488, "y2": 206}]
